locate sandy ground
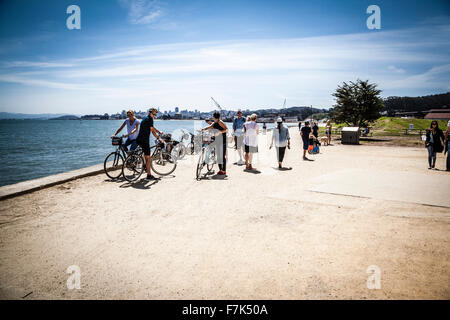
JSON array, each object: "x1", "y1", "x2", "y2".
[{"x1": 0, "y1": 128, "x2": 449, "y2": 300}]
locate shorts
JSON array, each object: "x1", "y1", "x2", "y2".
[
  {"x1": 245, "y1": 144, "x2": 258, "y2": 153},
  {"x1": 302, "y1": 139, "x2": 309, "y2": 150},
  {"x1": 138, "y1": 141, "x2": 151, "y2": 156},
  {"x1": 235, "y1": 135, "x2": 244, "y2": 148}
]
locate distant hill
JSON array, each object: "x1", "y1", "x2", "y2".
[
  {"x1": 49, "y1": 115, "x2": 80, "y2": 120},
  {"x1": 383, "y1": 92, "x2": 450, "y2": 115},
  {"x1": 0, "y1": 112, "x2": 74, "y2": 120},
  {"x1": 252, "y1": 106, "x2": 327, "y2": 120}
]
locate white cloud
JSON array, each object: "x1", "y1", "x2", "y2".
[
  {"x1": 118, "y1": 0, "x2": 163, "y2": 25},
  {"x1": 0, "y1": 24, "x2": 449, "y2": 113},
  {"x1": 387, "y1": 65, "x2": 405, "y2": 74}
]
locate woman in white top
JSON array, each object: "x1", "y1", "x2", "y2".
[
  {"x1": 111, "y1": 110, "x2": 141, "y2": 151},
  {"x1": 243, "y1": 113, "x2": 260, "y2": 170}
]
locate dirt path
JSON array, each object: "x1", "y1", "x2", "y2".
[{"x1": 1, "y1": 129, "x2": 449, "y2": 299}]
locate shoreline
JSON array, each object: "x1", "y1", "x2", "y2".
[
  {"x1": 0, "y1": 163, "x2": 107, "y2": 201},
  {"x1": 0, "y1": 126, "x2": 444, "y2": 199}
]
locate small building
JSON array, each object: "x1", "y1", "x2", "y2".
[
  {"x1": 424, "y1": 109, "x2": 450, "y2": 120},
  {"x1": 284, "y1": 116, "x2": 298, "y2": 123},
  {"x1": 341, "y1": 127, "x2": 360, "y2": 145}
]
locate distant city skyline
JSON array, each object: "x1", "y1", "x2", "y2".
[{"x1": 0, "y1": 0, "x2": 449, "y2": 114}]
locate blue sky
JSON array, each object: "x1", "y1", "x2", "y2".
[{"x1": 0, "y1": 0, "x2": 449, "y2": 114}]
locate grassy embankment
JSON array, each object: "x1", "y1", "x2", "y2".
[{"x1": 320, "y1": 117, "x2": 448, "y2": 147}]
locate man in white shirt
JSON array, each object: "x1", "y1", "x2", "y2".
[{"x1": 232, "y1": 110, "x2": 246, "y2": 165}]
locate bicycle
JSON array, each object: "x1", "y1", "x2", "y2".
[
  {"x1": 188, "y1": 132, "x2": 203, "y2": 155},
  {"x1": 104, "y1": 135, "x2": 129, "y2": 180},
  {"x1": 196, "y1": 130, "x2": 217, "y2": 180},
  {"x1": 122, "y1": 138, "x2": 177, "y2": 182},
  {"x1": 164, "y1": 132, "x2": 188, "y2": 161}
]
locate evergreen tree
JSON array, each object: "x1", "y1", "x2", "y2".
[{"x1": 330, "y1": 79, "x2": 384, "y2": 127}]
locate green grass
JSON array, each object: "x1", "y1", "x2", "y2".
[{"x1": 328, "y1": 117, "x2": 448, "y2": 136}]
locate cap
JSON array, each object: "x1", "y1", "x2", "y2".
[{"x1": 276, "y1": 117, "x2": 283, "y2": 123}]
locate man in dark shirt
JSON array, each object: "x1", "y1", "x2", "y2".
[
  {"x1": 300, "y1": 121, "x2": 312, "y2": 160},
  {"x1": 136, "y1": 108, "x2": 164, "y2": 180},
  {"x1": 312, "y1": 121, "x2": 319, "y2": 138}
]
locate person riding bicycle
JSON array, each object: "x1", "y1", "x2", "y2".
[
  {"x1": 136, "y1": 108, "x2": 164, "y2": 181},
  {"x1": 111, "y1": 110, "x2": 140, "y2": 152},
  {"x1": 202, "y1": 112, "x2": 228, "y2": 176}
]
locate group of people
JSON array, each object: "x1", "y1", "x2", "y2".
[
  {"x1": 202, "y1": 109, "x2": 319, "y2": 175},
  {"x1": 112, "y1": 108, "x2": 164, "y2": 180},
  {"x1": 298, "y1": 120, "x2": 332, "y2": 161},
  {"x1": 425, "y1": 120, "x2": 450, "y2": 171},
  {"x1": 110, "y1": 109, "x2": 450, "y2": 181},
  {"x1": 201, "y1": 110, "x2": 262, "y2": 175},
  {"x1": 111, "y1": 108, "x2": 326, "y2": 180}
]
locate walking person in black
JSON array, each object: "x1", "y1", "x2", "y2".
[
  {"x1": 300, "y1": 121, "x2": 312, "y2": 160},
  {"x1": 312, "y1": 121, "x2": 319, "y2": 139},
  {"x1": 202, "y1": 111, "x2": 228, "y2": 176},
  {"x1": 425, "y1": 120, "x2": 445, "y2": 170}
]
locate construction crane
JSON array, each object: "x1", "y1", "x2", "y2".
[{"x1": 210, "y1": 97, "x2": 222, "y2": 111}]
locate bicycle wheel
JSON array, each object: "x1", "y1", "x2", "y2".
[
  {"x1": 196, "y1": 148, "x2": 205, "y2": 180},
  {"x1": 206, "y1": 148, "x2": 215, "y2": 173},
  {"x1": 188, "y1": 142, "x2": 195, "y2": 155},
  {"x1": 177, "y1": 144, "x2": 186, "y2": 160},
  {"x1": 170, "y1": 145, "x2": 180, "y2": 161},
  {"x1": 151, "y1": 149, "x2": 177, "y2": 176},
  {"x1": 122, "y1": 152, "x2": 145, "y2": 182},
  {"x1": 104, "y1": 152, "x2": 124, "y2": 179}
]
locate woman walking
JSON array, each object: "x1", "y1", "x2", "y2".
[
  {"x1": 425, "y1": 120, "x2": 445, "y2": 170},
  {"x1": 270, "y1": 117, "x2": 291, "y2": 169},
  {"x1": 243, "y1": 113, "x2": 259, "y2": 171},
  {"x1": 325, "y1": 120, "x2": 332, "y2": 145},
  {"x1": 444, "y1": 120, "x2": 450, "y2": 171}
]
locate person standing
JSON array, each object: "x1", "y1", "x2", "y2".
[
  {"x1": 444, "y1": 120, "x2": 450, "y2": 171},
  {"x1": 203, "y1": 111, "x2": 228, "y2": 175},
  {"x1": 312, "y1": 121, "x2": 319, "y2": 139},
  {"x1": 232, "y1": 110, "x2": 246, "y2": 165},
  {"x1": 111, "y1": 110, "x2": 141, "y2": 152},
  {"x1": 136, "y1": 108, "x2": 164, "y2": 180},
  {"x1": 425, "y1": 120, "x2": 445, "y2": 169},
  {"x1": 270, "y1": 117, "x2": 291, "y2": 169},
  {"x1": 262, "y1": 122, "x2": 267, "y2": 135},
  {"x1": 325, "y1": 120, "x2": 332, "y2": 145},
  {"x1": 243, "y1": 113, "x2": 260, "y2": 170},
  {"x1": 300, "y1": 121, "x2": 312, "y2": 160}
]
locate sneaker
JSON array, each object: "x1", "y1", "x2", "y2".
[
  {"x1": 217, "y1": 171, "x2": 226, "y2": 175},
  {"x1": 303, "y1": 157, "x2": 308, "y2": 161},
  {"x1": 237, "y1": 159, "x2": 245, "y2": 165},
  {"x1": 146, "y1": 175, "x2": 158, "y2": 180}
]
